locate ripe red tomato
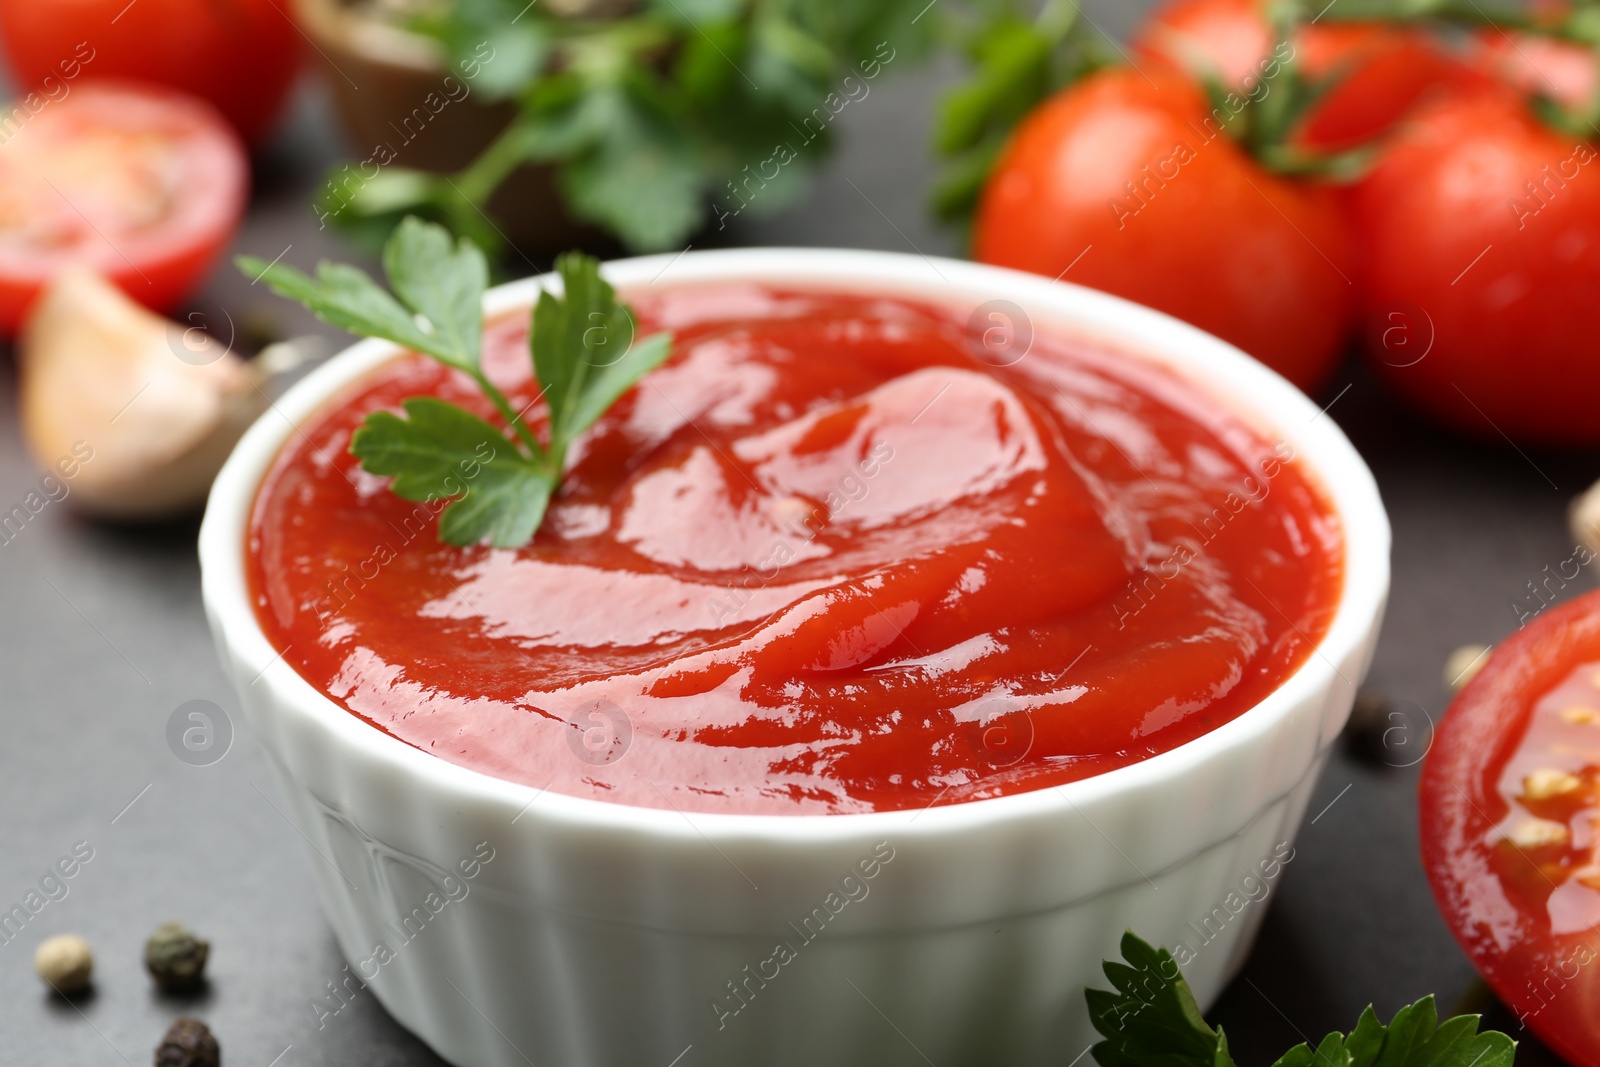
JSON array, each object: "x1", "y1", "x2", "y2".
[
  {"x1": 972, "y1": 66, "x2": 1355, "y2": 394},
  {"x1": 1133, "y1": 0, "x2": 1272, "y2": 88},
  {"x1": 1471, "y1": 28, "x2": 1596, "y2": 111},
  {"x1": 1132, "y1": 0, "x2": 1475, "y2": 151},
  {"x1": 1350, "y1": 86, "x2": 1600, "y2": 445},
  {"x1": 0, "y1": 0, "x2": 301, "y2": 143},
  {"x1": 1421, "y1": 588, "x2": 1600, "y2": 1067},
  {"x1": 0, "y1": 80, "x2": 248, "y2": 331}
]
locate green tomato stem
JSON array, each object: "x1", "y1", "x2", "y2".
[{"x1": 1310, "y1": 0, "x2": 1541, "y2": 34}]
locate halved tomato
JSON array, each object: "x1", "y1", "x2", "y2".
[
  {"x1": 1421, "y1": 588, "x2": 1600, "y2": 1067},
  {"x1": 0, "y1": 80, "x2": 247, "y2": 331}
]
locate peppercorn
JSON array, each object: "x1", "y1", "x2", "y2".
[
  {"x1": 33, "y1": 933, "x2": 93, "y2": 994},
  {"x1": 144, "y1": 923, "x2": 210, "y2": 992},
  {"x1": 154, "y1": 1018, "x2": 220, "y2": 1067},
  {"x1": 1342, "y1": 689, "x2": 1434, "y2": 768},
  {"x1": 1341, "y1": 689, "x2": 1391, "y2": 761}
]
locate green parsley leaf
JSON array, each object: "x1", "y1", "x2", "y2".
[
  {"x1": 930, "y1": 0, "x2": 1111, "y2": 225},
  {"x1": 239, "y1": 220, "x2": 489, "y2": 372},
  {"x1": 381, "y1": 216, "x2": 489, "y2": 371},
  {"x1": 533, "y1": 251, "x2": 673, "y2": 448},
  {"x1": 557, "y1": 88, "x2": 705, "y2": 253},
  {"x1": 565, "y1": 332, "x2": 674, "y2": 441},
  {"x1": 1087, "y1": 932, "x2": 1229, "y2": 1067},
  {"x1": 934, "y1": 17, "x2": 1056, "y2": 157},
  {"x1": 326, "y1": 0, "x2": 937, "y2": 253},
  {"x1": 1088, "y1": 932, "x2": 1516, "y2": 1067},
  {"x1": 238, "y1": 216, "x2": 672, "y2": 549},
  {"x1": 236, "y1": 256, "x2": 442, "y2": 362},
  {"x1": 352, "y1": 398, "x2": 553, "y2": 549}
]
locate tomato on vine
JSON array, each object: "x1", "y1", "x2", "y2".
[
  {"x1": 1132, "y1": 0, "x2": 1473, "y2": 152},
  {"x1": 1349, "y1": 82, "x2": 1600, "y2": 445},
  {"x1": 972, "y1": 66, "x2": 1355, "y2": 394}
]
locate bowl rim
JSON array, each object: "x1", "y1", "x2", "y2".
[{"x1": 199, "y1": 246, "x2": 1389, "y2": 843}]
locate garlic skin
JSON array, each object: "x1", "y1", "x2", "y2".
[{"x1": 19, "y1": 268, "x2": 268, "y2": 519}]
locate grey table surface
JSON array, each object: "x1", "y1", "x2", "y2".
[{"x1": 1, "y1": 4, "x2": 1593, "y2": 1064}]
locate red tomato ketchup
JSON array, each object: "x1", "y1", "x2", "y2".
[
  {"x1": 1422, "y1": 591, "x2": 1600, "y2": 1064},
  {"x1": 247, "y1": 286, "x2": 1344, "y2": 815}
]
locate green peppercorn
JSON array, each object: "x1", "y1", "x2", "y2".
[
  {"x1": 154, "y1": 1017, "x2": 219, "y2": 1067},
  {"x1": 144, "y1": 923, "x2": 209, "y2": 992}
]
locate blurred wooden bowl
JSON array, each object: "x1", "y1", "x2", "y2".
[{"x1": 291, "y1": 0, "x2": 601, "y2": 257}]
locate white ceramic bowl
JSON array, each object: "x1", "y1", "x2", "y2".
[{"x1": 200, "y1": 249, "x2": 1389, "y2": 1067}]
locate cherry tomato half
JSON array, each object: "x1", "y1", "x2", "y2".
[
  {"x1": 973, "y1": 66, "x2": 1355, "y2": 394},
  {"x1": 1422, "y1": 588, "x2": 1600, "y2": 1067},
  {"x1": 0, "y1": 80, "x2": 248, "y2": 331},
  {"x1": 0, "y1": 0, "x2": 301, "y2": 143}
]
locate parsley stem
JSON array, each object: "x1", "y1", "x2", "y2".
[
  {"x1": 1036, "y1": 0, "x2": 1080, "y2": 40},
  {"x1": 454, "y1": 119, "x2": 541, "y2": 208},
  {"x1": 469, "y1": 368, "x2": 548, "y2": 465}
]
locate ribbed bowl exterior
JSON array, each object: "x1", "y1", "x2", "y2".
[{"x1": 201, "y1": 249, "x2": 1389, "y2": 1067}]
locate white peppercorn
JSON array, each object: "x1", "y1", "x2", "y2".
[{"x1": 33, "y1": 933, "x2": 93, "y2": 994}]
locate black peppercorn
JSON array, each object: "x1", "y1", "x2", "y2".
[
  {"x1": 144, "y1": 923, "x2": 210, "y2": 992},
  {"x1": 154, "y1": 1017, "x2": 220, "y2": 1067},
  {"x1": 1342, "y1": 689, "x2": 1434, "y2": 768}
]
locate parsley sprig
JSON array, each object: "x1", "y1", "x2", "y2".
[
  {"x1": 930, "y1": 0, "x2": 1112, "y2": 222},
  {"x1": 324, "y1": 0, "x2": 939, "y2": 253},
  {"x1": 237, "y1": 217, "x2": 672, "y2": 548},
  {"x1": 1090, "y1": 933, "x2": 1516, "y2": 1067}
]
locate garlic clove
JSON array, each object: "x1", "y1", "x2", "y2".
[
  {"x1": 1572, "y1": 476, "x2": 1600, "y2": 559},
  {"x1": 19, "y1": 268, "x2": 268, "y2": 519}
]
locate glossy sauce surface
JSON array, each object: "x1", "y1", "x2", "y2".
[{"x1": 248, "y1": 286, "x2": 1343, "y2": 814}]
